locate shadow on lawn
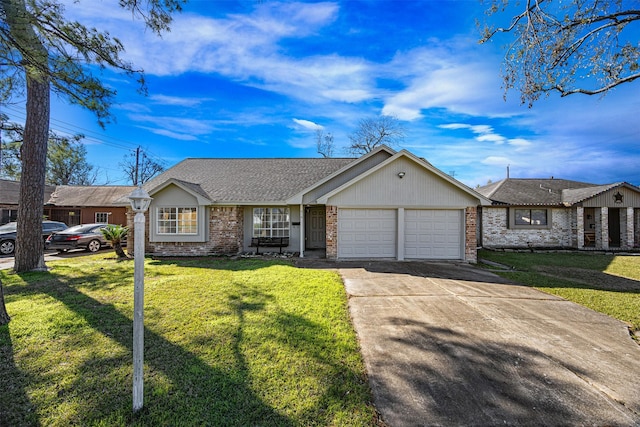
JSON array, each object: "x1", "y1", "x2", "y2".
[
  {"x1": 0, "y1": 324, "x2": 40, "y2": 427},
  {"x1": 532, "y1": 265, "x2": 640, "y2": 293},
  {"x1": 2, "y1": 258, "x2": 375, "y2": 426},
  {"x1": 4, "y1": 269, "x2": 295, "y2": 426}
]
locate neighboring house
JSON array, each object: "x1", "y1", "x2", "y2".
[
  {"x1": 132, "y1": 146, "x2": 490, "y2": 262},
  {"x1": 0, "y1": 179, "x2": 56, "y2": 224},
  {"x1": 477, "y1": 178, "x2": 640, "y2": 250},
  {"x1": 45, "y1": 185, "x2": 136, "y2": 226}
]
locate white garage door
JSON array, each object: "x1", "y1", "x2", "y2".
[
  {"x1": 404, "y1": 209, "x2": 462, "y2": 259},
  {"x1": 338, "y1": 209, "x2": 396, "y2": 258}
]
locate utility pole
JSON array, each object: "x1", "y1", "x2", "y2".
[{"x1": 134, "y1": 146, "x2": 140, "y2": 186}]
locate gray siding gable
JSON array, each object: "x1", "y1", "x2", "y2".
[{"x1": 287, "y1": 146, "x2": 396, "y2": 204}]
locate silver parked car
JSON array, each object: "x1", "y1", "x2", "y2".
[
  {"x1": 0, "y1": 220, "x2": 68, "y2": 255},
  {"x1": 45, "y1": 223, "x2": 122, "y2": 253}
]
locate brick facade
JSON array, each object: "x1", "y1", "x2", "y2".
[
  {"x1": 130, "y1": 206, "x2": 245, "y2": 257},
  {"x1": 465, "y1": 207, "x2": 477, "y2": 263},
  {"x1": 482, "y1": 207, "x2": 573, "y2": 249},
  {"x1": 325, "y1": 205, "x2": 338, "y2": 259}
]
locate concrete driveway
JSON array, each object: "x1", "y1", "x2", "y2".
[{"x1": 336, "y1": 261, "x2": 640, "y2": 426}]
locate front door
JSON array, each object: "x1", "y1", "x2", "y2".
[
  {"x1": 609, "y1": 208, "x2": 621, "y2": 247},
  {"x1": 306, "y1": 207, "x2": 326, "y2": 249}
]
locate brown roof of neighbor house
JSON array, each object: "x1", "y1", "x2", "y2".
[
  {"x1": 0, "y1": 179, "x2": 56, "y2": 205},
  {"x1": 47, "y1": 185, "x2": 137, "y2": 207},
  {"x1": 143, "y1": 158, "x2": 357, "y2": 203},
  {"x1": 476, "y1": 178, "x2": 597, "y2": 206}
]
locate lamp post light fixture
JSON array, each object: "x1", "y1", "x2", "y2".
[{"x1": 128, "y1": 186, "x2": 152, "y2": 412}]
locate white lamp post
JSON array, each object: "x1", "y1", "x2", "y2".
[{"x1": 128, "y1": 186, "x2": 152, "y2": 412}]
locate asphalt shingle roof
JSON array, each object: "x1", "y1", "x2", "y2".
[
  {"x1": 0, "y1": 179, "x2": 55, "y2": 205},
  {"x1": 476, "y1": 178, "x2": 597, "y2": 206},
  {"x1": 47, "y1": 185, "x2": 137, "y2": 206},
  {"x1": 143, "y1": 158, "x2": 357, "y2": 203}
]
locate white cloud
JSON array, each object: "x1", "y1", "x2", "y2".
[
  {"x1": 150, "y1": 95, "x2": 209, "y2": 107},
  {"x1": 438, "y1": 123, "x2": 470, "y2": 130},
  {"x1": 508, "y1": 138, "x2": 531, "y2": 149},
  {"x1": 381, "y1": 41, "x2": 515, "y2": 120},
  {"x1": 139, "y1": 127, "x2": 199, "y2": 141},
  {"x1": 293, "y1": 119, "x2": 323, "y2": 130},
  {"x1": 129, "y1": 114, "x2": 215, "y2": 136},
  {"x1": 482, "y1": 156, "x2": 511, "y2": 166}
]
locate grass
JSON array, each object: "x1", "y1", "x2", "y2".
[
  {"x1": 478, "y1": 250, "x2": 640, "y2": 333},
  {"x1": 0, "y1": 255, "x2": 378, "y2": 426}
]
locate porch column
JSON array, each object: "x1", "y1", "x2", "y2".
[
  {"x1": 299, "y1": 204, "x2": 305, "y2": 258},
  {"x1": 576, "y1": 206, "x2": 585, "y2": 249},
  {"x1": 626, "y1": 207, "x2": 634, "y2": 249},
  {"x1": 600, "y1": 207, "x2": 609, "y2": 250}
]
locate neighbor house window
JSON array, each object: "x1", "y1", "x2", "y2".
[
  {"x1": 95, "y1": 212, "x2": 110, "y2": 223},
  {"x1": 157, "y1": 207, "x2": 198, "y2": 234},
  {"x1": 511, "y1": 208, "x2": 550, "y2": 228},
  {"x1": 253, "y1": 208, "x2": 289, "y2": 237}
]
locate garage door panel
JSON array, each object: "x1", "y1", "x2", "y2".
[
  {"x1": 405, "y1": 209, "x2": 462, "y2": 260},
  {"x1": 338, "y1": 209, "x2": 397, "y2": 258}
]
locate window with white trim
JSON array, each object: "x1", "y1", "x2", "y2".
[
  {"x1": 157, "y1": 207, "x2": 198, "y2": 234},
  {"x1": 95, "y1": 212, "x2": 110, "y2": 223},
  {"x1": 253, "y1": 208, "x2": 290, "y2": 237}
]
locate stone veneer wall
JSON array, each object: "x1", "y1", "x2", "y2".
[
  {"x1": 147, "y1": 206, "x2": 244, "y2": 256},
  {"x1": 465, "y1": 207, "x2": 477, "y2": 263},
  {"x1": 482, "y1": 206, "x2": 573, "y2": 248},
  {"x1": 325, "y1": 205, "x2": 338, "y2": 259}
]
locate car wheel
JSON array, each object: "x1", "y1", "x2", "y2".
[
  {"x1": 0, "y1": 240, "x2": 15, "y2": 255},
  {"x1": 87, "y1": 239, "x2": 101, "y2": 252}
]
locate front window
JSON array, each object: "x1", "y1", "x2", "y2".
[
  {"x1": 514, "y1": 208, "x2": 548, "y2": 226},
  {"x1": 253, "y1": 208, "x2": 290, "y2": 237},
  {"x1": 95, "y1": 212, "x2": 110, "y2": 223},
  {"x1": 157, "y1": 207, "x2": 198, "y2": 234}
]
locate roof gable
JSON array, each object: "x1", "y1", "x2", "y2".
[
  {"x1": 318, "y1": 150, "x2": 490, "y2": 206},
  {"x1": 287, "y1": 145, "x2": 396, "y2": 204},
  {"x1": 147, "y1": 178, "x2": 212, "y2": 205}
]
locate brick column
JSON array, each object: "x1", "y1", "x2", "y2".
[
  {"x1": 325, "y1": 206, "x2": 338, "y2": 259},
  {"x1": 576, "y1": 206, "x2": 584, "y2": 249},
  {"x1": 600, "y1": 207, "x2": 609, "y2": 250},
  {"x1": 465, "y1": 207, "x2": 477, "y2": 263},
  {"x1": 625, "y1": 207, "x2": 634, "y2": 249}
]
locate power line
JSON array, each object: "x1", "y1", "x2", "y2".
[{"x1": 2, "y1": 104, "x2": 167, "y2": 162}]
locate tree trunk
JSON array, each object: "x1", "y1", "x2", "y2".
[
  {"x1": 114, "y1": 242, "x2": 128, "y2": 259},
  {"x1": 14, "y1": 76, "x2": 50, "y2": 273},
  {"x1": 2, "y1": 0, "x2": 51, "y2": 272},
  {"x1": 0, "y1": 281, "x2": 10, "y2": 325}
]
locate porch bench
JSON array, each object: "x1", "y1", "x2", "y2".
[{"x1": 250, "y1": 237, "x2": 289, "y2": 254}]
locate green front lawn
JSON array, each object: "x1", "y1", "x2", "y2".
[
  {"x1": 0, "y1": 256, "x2": 378, "y2": 426},
  {"x1": 478, "y1": 250, "x2": 640, "y2": 333}
]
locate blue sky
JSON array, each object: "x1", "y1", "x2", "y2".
[{"x1": 6, "y1": 0, "x2": 640, "y2": 187}]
